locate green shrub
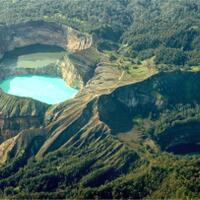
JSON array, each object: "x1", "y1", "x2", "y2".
[{"x1": 155, "y1": 47, "x2": 188, "y2": 65}]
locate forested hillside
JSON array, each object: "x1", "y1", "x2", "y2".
[
  {"x1": 0, "y1": 0, "x2": 200, "y2": 199},
  {"x1": 1, "y1": 0, "x2": 200, "y2": 67}
]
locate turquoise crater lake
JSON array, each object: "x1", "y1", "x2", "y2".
[{"x1": 0, "y1": 75, "x2": 78, "y2": 104}]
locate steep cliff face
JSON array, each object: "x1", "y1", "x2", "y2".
[
  {"x1": 0, "y1": 21, "x2": 92, "y2": 59},
  {"x1": 0, "y1": 20, "x2": 199, "y2": 199},
  {"x1": 61, "y1": 47, "x2": 101, "y2": 89},
  {"x1": 0, "y1": 70, "x2": 200, "y2": 199},
  {"x1": 0, "y1": 63, "x2": 62, "y2": 81},
  {"x1": 97, "y1": 72, "x2": 200, "y2": 154},
  {"x1": 60, "y1": 56, "x2": 84, "y2": 89},
  {"x1": 0, "y1": 90, "x2": 49, "y2": 144},
  {"x1": 0, "y1": 20, "x2": 94, "y2": 89},
  {"x1": 66, "y1": 27, "x2": 92, "y2": 52},
  {"x1": 0, "y1": 20, "x2": 97, "y2": 149},
  {"x1": 0, "y1": 61, "x2": 134, "y2": 161}
]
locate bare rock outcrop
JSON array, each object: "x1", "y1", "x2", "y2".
[
  {"x1": 0, "y1": 90, "x2": 49, "y2": 144},
  {"x1": 0, "y1": 20, "x2": 94, "y2": 89},
  {"x1": 66, "y1": 27, "x2": 92, "y2": 52},
  {"x1": 0, "y1": 20, "x2": 92, "y2": 59}
]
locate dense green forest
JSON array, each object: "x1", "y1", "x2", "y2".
[
  {"x1": 0, "y1": 0, "x2": 200, "y2": 199},
  {"x1": 1, "y1": 0, "x2": 200, "y2": 67}
]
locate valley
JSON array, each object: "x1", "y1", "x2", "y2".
[{"x1": 0, "y1": 0, "x2": 200, "y2": 199}]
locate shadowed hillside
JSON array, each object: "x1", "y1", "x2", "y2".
[{"x1": 0, "y1": 0, "x2": 200, "y2": 199}]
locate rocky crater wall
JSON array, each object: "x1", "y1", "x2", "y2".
[
  {"x1": 98, "y1": 71, "x2": 200, "y2": 154},
  {"x1": 0, "y1": 20, "x2": 93, "y2": 88},
  {"x1": 0, "y1": 21, "x2": 95, "y2": 144},
  {"x1": 0, "y1": 90, "x2": 49, "y2": 144},
  {"x1": 0, "y1": 20, "x2": 92, "y2": 59}
]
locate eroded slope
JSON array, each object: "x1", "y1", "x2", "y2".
[{"x1": 0, "y1": 18, "x2": 199, "y2": 199}]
